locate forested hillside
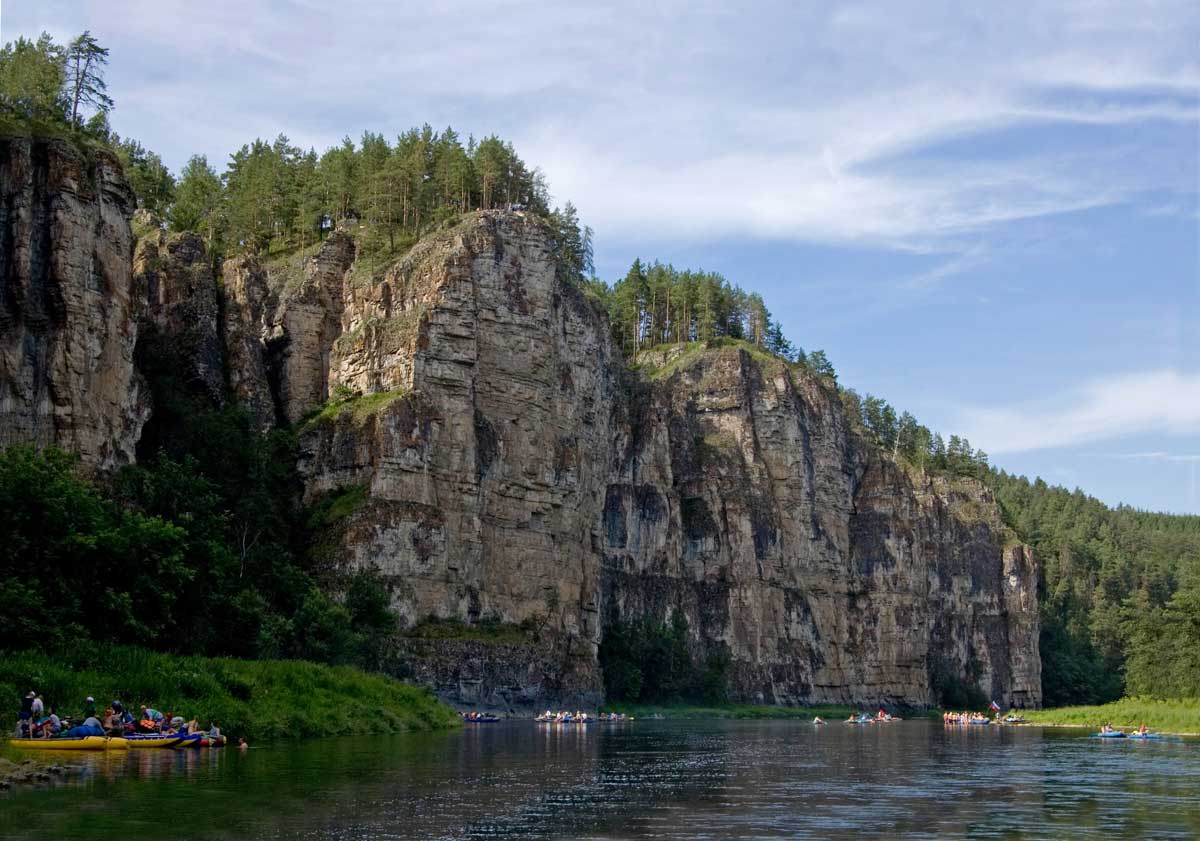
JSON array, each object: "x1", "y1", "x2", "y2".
[{"x1": 988, "y1": 473, "x2": 1200, "y2": 704}]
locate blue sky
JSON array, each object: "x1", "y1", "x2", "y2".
[{"x1": 6, "y1": 1, "x2": 1198, "y2": 513}]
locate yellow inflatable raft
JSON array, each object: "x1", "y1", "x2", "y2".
[{"x1": 8, "y1": 736, "x2": 129, "y2": 751}]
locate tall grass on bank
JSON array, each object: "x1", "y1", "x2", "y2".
[
  {"x1": 599, "y1": 702, "x2": 855, "y2": 720},
  {"x1": 1023, "y1": 698, "x2": 1200, "y2": 734},
  {"x1": 0, "y1": 645, "x2": 459, "y2": 740}
]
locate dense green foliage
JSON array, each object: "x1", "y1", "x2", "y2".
[
  {"x1": 0, "y1": 446, "x2": 187, "y2": 648},
  {"x1": 202, "y1": 126, "x2": 552, "y2": 257},
  {"x1": 0, "y1": 445, "x2": 398, "y2": 671},
  {"x1": 0, "y1": 31, "x2": 115, "y2": 145},
  {"x1": 0, "y1": 33, "x2": 68, "y2": 123},
  {"x1": 0, "y1": 645, "x2": 457, "y2": 740},
  {"x1": 599, "y1": 614, "x2": 729, "y2": 704},
  {"x1": 989, "y1": 471, "x2": 1200, "y2": 705}
]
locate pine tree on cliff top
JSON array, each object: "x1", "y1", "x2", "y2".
[{"x1": 64, "y1": 31, "x2": 112, "y2": 126}]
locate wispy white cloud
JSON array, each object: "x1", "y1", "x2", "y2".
[
  {"x1": 958, "y1": 370, "x2": 1200, "y2": 454},
  {"x1": 1103, "y1": 451, "x2": 1200, "y2": 463}
]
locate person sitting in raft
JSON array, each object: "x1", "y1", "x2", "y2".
[
  {"x1": 17, "y1": 691, "x2": 35, "y2": 738},
  {"x1": 113, "y1": 701, "x2": 133, "y2": 732},
  {"x1": 1100, "y1": 722, "x2": 1113, "y2": 734},
  {"x1": 1137, "y1": 723, "x2": 1149, "y2": 735},
  {"x1": 813, "y1": 716, "x2": 825, "y2": 725},
  {"x1": 846, "y1": 713, "x2": 858, "y2": 722},
  {"x1": 83, "y1": 696, "x2": 97, "y2": 720},
  {"x1": 33, "y1": 708, "x2": 62, "y2": 738},
  {"x1": 140, "y1": 706, "x2": 164, "y2": 732},
  {"x1": 209, "y1": 722, "x2": 222, "y2": 739},
  {"x1": 103, "y1": 707, "x2": 121, "y2": 736}
]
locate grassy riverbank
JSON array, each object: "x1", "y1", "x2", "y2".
[
  {"x1": 599, "y1": 702, "x2": 855, "y2": 720},
  {"x1": 1022, "y1": 698, "x2": 1200, "y2": 735},
  {"x1": 0, "y1": 645, "x2": 459, "y2": 741}
]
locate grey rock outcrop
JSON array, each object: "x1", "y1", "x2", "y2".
[
  {"x1": 0, "y1": 137, "x2": 147, "y2": 470},
  {"x1": 132, "y1": 211, "x2": 224, "y2": 405}
]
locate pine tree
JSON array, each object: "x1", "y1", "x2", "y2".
[
  {"x1": 112, "y1": 135, "x2": 175, "y2": 217},
  {"x1": 171, "y1": 155, "x2": 222, "y2": 245},
  {"x1": 808, "y1": 349, "x2": 835, "y2": 379},
  {"x1": 63, "y1": 31, "x2": 111, "y2": 126}
]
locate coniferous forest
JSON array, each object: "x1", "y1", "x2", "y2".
[{"x1": 1, "y1": 30, "x2": 1197, "y2": 710}]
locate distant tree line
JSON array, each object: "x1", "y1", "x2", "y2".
[
  {"x1": 840, "y1": 389, "x2": 991, "y2": 478},
  {"x1": 169, "y1": 127, "x2": 554, "y2": 258},
  {"x1": 583, "y1": 259, "x2": 834, "y2": 376},
  {"x1": 988, "y1": 471, "x2": 1200, "y2": 705}
]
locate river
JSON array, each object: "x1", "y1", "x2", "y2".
[{"x1": 1, "y1": 720, "x2": 1197, "y2": 839}]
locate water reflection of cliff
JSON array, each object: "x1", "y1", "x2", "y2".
[{"x1": 1, "y1": 722, "x2": 1198, "y2": 839}]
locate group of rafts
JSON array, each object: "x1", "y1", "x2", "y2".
[
  {"x1": 943, "y1": 711, "x2": 1029, "y2": 726},
  {"x1": 1092, "y1": 724, "x2": 1169, "y2": 740},
  {"x1": 8, "y1": 732, "x2": 227, "y2": 752},
  {"x1": 534, "y1": 711, "x2": 633, "y2": 724},
  {"x1": 842, "y1": 711, "x2": 904, "y2": 725}
]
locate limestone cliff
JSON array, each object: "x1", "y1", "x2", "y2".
[
  {"x1": 284, "y1": 211, "x2": 1041, "y2": 710},
  {"x1": 0, "y1": 137, "x2": 147, "y2": 470},
  {"x1": 603, "y1": 344, "x2": 1040, "y2": 707},
  {"x1": 0, "y1": 145, "x2": 1040, "y2": 711}
]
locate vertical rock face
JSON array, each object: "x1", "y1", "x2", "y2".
[
  {"x1": 298, "y1": 213, "x2": 617, "y2": 706},
  {"x1": 220, "y1": 231, "x2": 358, "y2": 428},
  {"x1": 0, "y1": 137, "x2": 147, "y2": 470},
  {"x1": 221, "y1": 254, "x2": 277, "y2": 430},
  {"x1": 603, "y1": 346, "x2": 1040, "y2": 707},
  {"x1": 132, "y1": 212, "x2": 224, "y2": 405},
  {"x1": 273, "y1": 232, "x2": 355, "y2": 424},
  {"x1": 295, "y1": 211, "x2": 1042, "y2": 710}
]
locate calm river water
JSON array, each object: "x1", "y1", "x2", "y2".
[{"x1": 1, "y1": 720, "x2": 1197, "y2": 839}]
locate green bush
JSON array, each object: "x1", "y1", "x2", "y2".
[{"x1": 599, "y1": 613, "x2": 728, "y2": 704}]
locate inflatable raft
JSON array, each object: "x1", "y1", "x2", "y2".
[
  {"x1": 8, "y1": 736, "x2": 129, "y2": 751},
  {"x1": 125, "y1": 734, "x2": 185, "y2": 749}
]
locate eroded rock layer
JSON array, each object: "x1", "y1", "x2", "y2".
[{"x1": 0, "y1": 137, "x2": 146, "y2": 470}]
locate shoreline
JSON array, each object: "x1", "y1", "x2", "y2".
[
  {"x1": 1018, "y1": 721, "x2": 1199, "y2": 737},
  {"x1": 0, "y1": 646, "x2": 460, "y2": 743},
  {"x1": 1020, "y1": 697, "x2": 1200, "y2": 737}
]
